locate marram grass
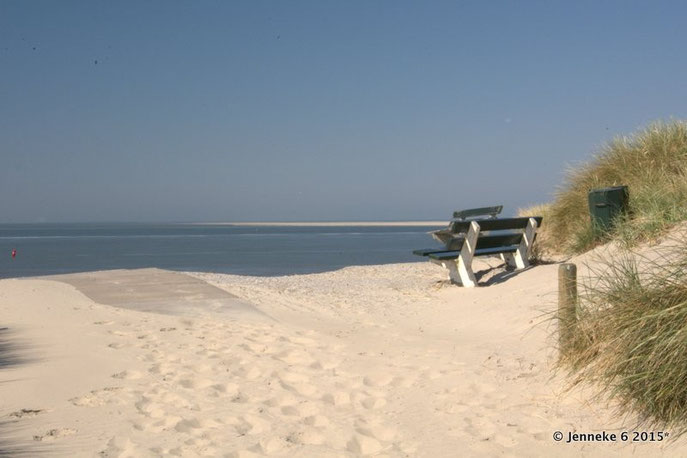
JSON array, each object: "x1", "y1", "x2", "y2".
[
  {"x1": 560, "y1": 240, "x2": 687, "y2": 435},
  {"x1": 530, "y1": 120, "x2": 687, "y2": 255},
  {"x1": 523, "y1": 121, "x2": 687, "y2": 432}
]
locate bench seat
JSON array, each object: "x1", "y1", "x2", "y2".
[
  {"x1": 427, "y1": 245, "x2": 518, "y2": 261},
  {"x1": 413, "y1": 247, "x2": 449, "y2": 256}
]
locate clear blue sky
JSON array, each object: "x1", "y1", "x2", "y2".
[{"x1": 2, "y1": 1, "x2": 686, "y2": 222}]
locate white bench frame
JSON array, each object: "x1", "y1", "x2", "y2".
[{"x1": 429, "y1": 217, "x2": 538, "y2": 287}]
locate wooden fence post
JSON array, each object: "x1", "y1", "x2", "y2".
[{"x1": 558, "y1": 263, "x2": 578, "y2": 357}]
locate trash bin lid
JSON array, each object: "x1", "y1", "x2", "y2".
[{"x1": 589, "y1": 185, "x2": 628, "y2": 193}]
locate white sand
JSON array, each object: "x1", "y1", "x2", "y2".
[{"x1": 1, "y1": 257, "x2": 686, "y2": 457}]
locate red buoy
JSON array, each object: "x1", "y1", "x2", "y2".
[{"x1": 11, "y1": 249, "x2": 16, "y2": 259}]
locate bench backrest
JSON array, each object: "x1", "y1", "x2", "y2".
[
  {"x1": 449, "y1": 216, "x2": 543, "y2": 234},
  {"x1": 452, "y1": 205, "x2": 503, "y2": 220}
]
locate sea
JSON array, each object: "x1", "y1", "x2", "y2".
[{"x1": 0, "y1": 223, "x2": 445, "y2": 279}]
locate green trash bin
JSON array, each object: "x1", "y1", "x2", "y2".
[{"x1": 588, "y1": 186, "x2": 629, "y2": 233}]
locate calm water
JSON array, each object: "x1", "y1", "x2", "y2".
[{"x1": 0, "y1": 223, "x2": 444, "y2": 279}]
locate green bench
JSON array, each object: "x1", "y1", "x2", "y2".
[
  {"x1": 415, "y1": 214, "x2": 543, "y2": 287},
  {"x1": 453, "y1": 205, "x2": 503, "y2": 220},
  {"x1": 430, "y1": 205, "x2": 503, "y2": 245}
]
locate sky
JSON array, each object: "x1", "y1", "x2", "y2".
[{"x1": 2, "y1": 0, "x2": 687, "y2": 223}]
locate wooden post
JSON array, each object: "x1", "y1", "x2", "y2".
[{"x1": 558, "y1": 263, "x2": 578, "y2": 357}]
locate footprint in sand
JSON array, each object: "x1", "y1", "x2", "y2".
[
  {"x1": 148, "y1": 362, "x2": 173, "y2": 376},
  {"x1": 273, "y1": 349, "x2": 315, "y2": 366},
  {"x1": 356, "y1": 423, "x2": 397, "y2": 442},
  {"x1": 309, "y1": 359, "x2": 340, "y2": 370},
  {"x1": 9, "y1": 408, "x2": 44, "y2": 418},
  {"x1": 363, "y1": 373, "x2": 394, "y2": 388},
  {"x1": 70, "y1": 387, "x2": 124, "y2": 407},
  {"x1": 250, "y1": 436, "x2": 285, "y2": 454},
  {"x1": 226, "y1": 450, "x2": 262, "y2": 458},
  {"x1": 135, "y1": 397, "x2": 166, "y2": 418},
  {"x1": 33, "y1": 428, "x2": 77, "y2": 441},
  {"x1": 284, "y1": 335, "x2": 317, "y2": 346},
  {"x1": 133, "y1": 415, "x2": 182, "y2": 433},
  {"x1": 286, "y1": 427, "x2": 326, "y2": 446},
  {"x1": 239, "y1": 342, "x2": 270, "y2": 354},
  {"x1": 274, "y1": 370, "x2": 319, "y2": 397},
  {"x1": 280, "y1": 401, "x2": 319, "y2": 417},
  {"x1": 233, "y1": 366, "x2": 262, "y2": 381},
  {"x1": 210, "y1": 382, "x2": 239, "y2": 397},
  {"x1": 111, "y1": 370, "x2": 144, "y2": 380},
  {"x1": 322, "y1": 391, "x2": 351, "y2": 407},
  {"x1": 101, "y1": 436, "x2": 137, "y2": 455},
  {"x1": 174, "y1": 417, "x2": 205, "y2": 434},
  {"x1": 231, "y1": 391, "x2": 250, "y2": 403},
  {"x1": 235, "y1": 414, "x2": 270, "y2": 436},
  {"x1": 178, "y1": 377, "x2": 214, "y2": 390},
  {"x1": 303, "y1": 415, "x2": 329, "y2": 427},
  {"x1": 347, "y1": 434, "x2": 385, "y2": 455},
  {"x1": 156, "y1": 390, "x2": 192, "y2": 408},
  {"x1": 360, "y1": 396, "x2": 387, "y2": 410},
  {"x1": 280, "y1": 379, "x2": 319, "y2": 397}
]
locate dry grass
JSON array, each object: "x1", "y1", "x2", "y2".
[
  {"x1": 537, "y1": 121, "x2": 687, "y2": 254},
  {"x1": 559, "y1": 239, "x2": 687, "y2": 434},
  {"x1": 542, "y1": 120, "x2": 687, "y2": 434}
]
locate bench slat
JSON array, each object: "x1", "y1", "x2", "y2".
[
  {"x1": 449, "y1": 216, "x2": 543, "y2": 233},
  {"x1": 428, "y1": 245, "x2": 518, "y2": 261},
  {"x1": 452, "y1": 205, "x2": 503, "y2": 220},
  {"x1": 413, "y1": 248, "x2": 447, "y2": 256},
  {"x1": 475, "y1": 233, "x2": 523, "y2": 250}
]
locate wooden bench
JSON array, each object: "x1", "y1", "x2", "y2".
[
  {"x1": 415, "y1": 216, "x2": 543, "y2": 287},
  {"x1": 452, "y1": 205, "x2": 503, "y2": 220},
  {"x1": 430, "y1": 205, "x2": 503, "y2": 245}
]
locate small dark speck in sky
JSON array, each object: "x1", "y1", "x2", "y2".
[{"x1": 94, "y1": 60, "x2": 98, "y2": 65}]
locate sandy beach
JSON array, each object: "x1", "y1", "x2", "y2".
[{"x1": 2, "y1": 255, "x2": 686, "y2": 457}]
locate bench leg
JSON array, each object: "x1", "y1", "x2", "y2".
[
  {"x1": 429, "y1": 221, "x2": 479, "y2": 287},
  {"x1": 453, "y1": 221, "x2": 479, "y2": 287},
  {"x1": 513, "y1": 218, "x2": 538, "y2": 269},
  {"x1": 441, "y1": 261, "x2": 462, "y2": 285},
  {"x1": 436, "y1": 259, "x2": 476, "y2": 287},
  {"x1": 456, "y1": 257, "x2": 477, "y2": 287}
]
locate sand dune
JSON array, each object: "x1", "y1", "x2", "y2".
[{"x1": 1, "y1": 259, "x2": 685, "y2": 456}]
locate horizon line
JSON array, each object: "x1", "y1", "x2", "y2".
[{"x1": 0, "y1": 220, "x2": 448, "y2": 227}]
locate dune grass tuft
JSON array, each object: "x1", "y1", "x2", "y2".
[
  {"x1": 541, "y1": 120, "x2": 687, "y2": 433},
  {"x1": 537, "y1": 120, "x2": 687, "y2": 254},
  {"x1": 560, "y1": 239, "x2": 687, "y2": 434}
]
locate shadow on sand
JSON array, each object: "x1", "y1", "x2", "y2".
[
  {"x1": 0, "y1": 327, "x2": 34, "y2": 370},
  {"x1": 476, "y1": 258, "x2": 559, "y2": 286},
  {"x1": 0, "y1": 327, "x2": 49, "y2": 457}
]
